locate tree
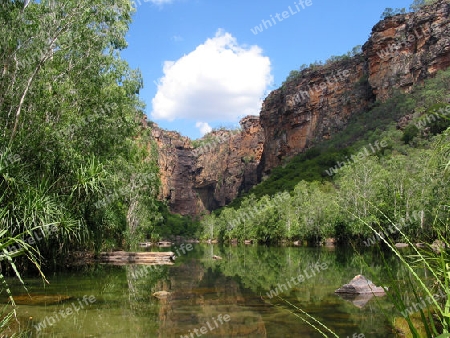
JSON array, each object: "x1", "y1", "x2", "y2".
[
  {"x1": 381, "y1": 7, "x2": 406, "y2": 19},
  {"x1": 410, "y1": 0, "x2": 438, "y2": 12},
  {"x1": 0, "y1": 0, "x2": 161, "y2": 260},
  {"x1": 401, "y1": 124, "x2": 419, "y2": 144}
]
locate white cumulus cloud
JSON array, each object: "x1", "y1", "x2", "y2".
[
  {"x1": 195, "y1": 122, "x2": 212, "y2": 136},
  {"x1": 151, "y1": 29, "x2": 272, "y2": 123}
]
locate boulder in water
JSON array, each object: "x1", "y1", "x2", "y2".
[
  {"x1": 335, "y1": 275, "x2": 386, "y2": 295},
  {"x1": 152, "y1": 291, "x2": 171, "y2": 299}
]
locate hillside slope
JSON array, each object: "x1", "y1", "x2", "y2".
[{"x1": 153, "y1": 0, "x2": 450, "y2": 216}]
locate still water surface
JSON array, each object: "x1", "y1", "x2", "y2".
[{"x1": 7, "y1": 245, "x2": 406, "y2": 337}]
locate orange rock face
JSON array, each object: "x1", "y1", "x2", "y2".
[
  {"x1": 154, "y1": 1, "x2": 450, "y2": 215},
  {"x1": 260, "y1": 0, "x2": 450, "y2": 174},
  {"x1": 260, "y1": 57, "x2": 370, "y2": 173},
  {"x1": 364, "y1": 0, "x2": 450, "y2": 101},
  {"x1": 152, "y1": 116, "x2": 264, "y2": 215}
]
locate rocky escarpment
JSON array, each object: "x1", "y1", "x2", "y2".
[
  {"x1": 194, "y1": 116, "x2": 264, "y2": 211},
  {"x1": 152, "y1": 116, "x2": 264, "y2": 215},
  {"x1": 365, "y1": 1, "x2": 450, "y2": 101},
  {"x1": 260, "y1": 57, "x2": 371, "y2": 173},
  {"x1": 151, "y1": 127, "x2": 197, "y2": 216},
  {"x1": 155, "y1": 0, "x2": 450, "y2": 215},
  {"x1": 260, "y1": 0, "x2": 450, "y2": 173}
]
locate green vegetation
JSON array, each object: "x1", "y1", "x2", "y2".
[
  {"x1": 154, "y1": 202, "x2": 200, "y2": 240},
  {"x1": 381, "y1": 0, "x2": 438, "y2": 20},
  {"x1": 410, "y1": 0, "x2": 441, "y2": 11},
  {"x1": 0, "y1": 0, "x2": 167, "y2": 260},
  {"x1": 380, "y1": 7, "x2": 407, "y2": 19},
  {"x1": 381, "y1": 0, "x2": 441, "y2": 19},
  {"x1": 1, "y1": 0, "x2": 449, "y2": 336},
  {"x1": 199, "y1": 65, "x2": 450, "y2": 336},
  {"x1": 201, "y1": 68, "x2": 450, "y2": 246},
  {"x1": 282, "y1": 45, "x2": 362, "y2": 86},
  {"x1": 231, "y1": 69, "x2": 450, "y2": 207},
  {"x1": 0, "y1": 5, "x2": 178, "y2": 332},
  {"x1": 0, "y1": 0, "x2": 179, "y2": 332}
]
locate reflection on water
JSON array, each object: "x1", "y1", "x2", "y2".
[{"x1": 3, "y1": 245, "x2": 407, "y2": 337}]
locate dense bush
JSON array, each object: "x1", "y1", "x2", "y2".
[{"x1": 200, "y1": 68, "x2": 450, "y2": 244}]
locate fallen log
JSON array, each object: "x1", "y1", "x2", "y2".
[{"x1": 99, "y1": 251, "x2": 175, "y2": 265}]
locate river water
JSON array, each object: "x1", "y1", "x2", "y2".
[{"x1": 5, "y1": 245, "x2": 408, "y2": 337}]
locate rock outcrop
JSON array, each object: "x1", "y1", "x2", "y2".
[
  {"x1": 335, "y1": 275, "x2": 386, "y2": 295},
  {"x1": 260, "y1": 0, "x2": 450, "y2": 173},
  {"x1": 152, "y1": 116, "x2": 264, "y2": 215},
  {"x1": 151, "y1": 127, "x2": 198, "y2": 215},
  {"x1": 154, "y1": 0, "x2": 450, "y2": 215},
  {"x1": 365, "y1": 1, "x2": 450, "y2": 101},
  {"x1": 259, "y1": 57, "x2": 371, "y2": 173}
]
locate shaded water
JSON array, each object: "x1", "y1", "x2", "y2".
[{"x1": 5, "y1": 245, "x2": 409, "y2": 337}]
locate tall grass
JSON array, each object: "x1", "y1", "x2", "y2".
[
  {"x1": 0, "y1": 217, "x2": 49, "y2": 336},
  {"x1": 340, "y1": 194, "x2": 449, "y2": 337}
]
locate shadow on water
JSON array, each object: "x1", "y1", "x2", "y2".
[{"x1": 2, "y1": 245, "x2": 413, "y2": 337}]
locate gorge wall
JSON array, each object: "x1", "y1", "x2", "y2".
[
  {"x1": 152, "y1": 116, "x2": 264, "y2": 215},
  {"x1": 153, "y1": 0, "x2": 450, "y2": 216}
]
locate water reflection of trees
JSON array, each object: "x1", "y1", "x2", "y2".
[
  {"x1": 200, "y1": 245, "x2": 400, "y2": 293},
  {"x1": 198, "y1": 245, "x2": 416, "y2": 337},
  {"x1": 155, "y1": 257, "x2": 267, "y2": 337},
  {"x1": 71, "y1": 263, "x2": 169, "y2": 337}
]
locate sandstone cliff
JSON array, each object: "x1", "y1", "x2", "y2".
[
  {"x1": 152, "y1": 116, "x2": 264, "y2": 215},
  {"x1": 260, "y1": 0, "x2": 450, "y2": 173},
  {"x1": 154, "y1": 0, "x2": 450, "y2": 215}
]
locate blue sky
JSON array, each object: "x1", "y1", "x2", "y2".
[{"x1": 121, "y1": 0, "x2": 414, "y2": 139}]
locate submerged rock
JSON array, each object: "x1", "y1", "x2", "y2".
[
  {"x1": 13, "y1": 294, "x2": 72, "y2": 305},
  {"x1": 324, "y1": 238, "x2": 336, "y2": 247},
  {"x1": 335, "y1": 293, "x2": 376, "y2": 308},
  {"x1": 152, "y1": 291, "x2": 171, "y2": 299},
  {"x1": 431, "y1": 239, "x2": 446, "y2": 253},
  {"x1": 335, "y1": 275, "x2": 386, "y2": 295}
]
